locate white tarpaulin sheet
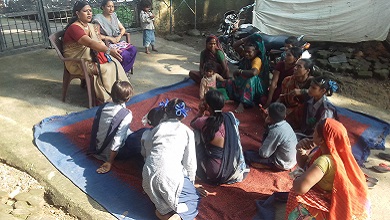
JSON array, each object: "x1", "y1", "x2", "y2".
[{"x1": 253, "y1": 0, "x2": 390, "y2": 43}]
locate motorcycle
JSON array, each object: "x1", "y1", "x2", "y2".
[{"x1": 217, "y1": 3, "x2": 310, "y2": 65}]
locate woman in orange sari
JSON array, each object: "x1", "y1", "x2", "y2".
[
  {"x1": 286, "y1": 118, "x2": 370, "y2": 220},
  {"x1": 278, "y1": 58, "x2": 314, "y2": 129}
]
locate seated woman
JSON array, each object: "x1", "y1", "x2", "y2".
[
  {"x1": 227, "y1": 33, "x2": 268, "y2": 113},
  {"x1": 261, "y1": 47, "x2": 302, "y2": 108},
  {"x1": 189, "y1": 35, "x2": 229, "y2": 84},
  {"x1": 191, "y1": 90, "x2": 248, "y2": 185},
  {"x1": 298, "y1": 76, "x2": 338, "y2": 137},
  {"x1": 286, "y1": 118, "x2": 370, "y2": 219},
  {"x1": 278, "y1": 58, "x2": 314, "y2": 129},
  {"x1": 93, "y1": 0, "x2": 137, "y2": 75},
  {"x1": 63, "y1": 1, "x2": 129, "y2": 103}
]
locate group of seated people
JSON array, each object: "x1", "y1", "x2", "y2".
[
  {"x1": 187, "y1": 32, "x2": 370, "y2": 219},
  {"x1": 62, "y1": 0, "x2": 137, "y2": 104},
  {"x1": 89, "y1": 82, "x2": 248, "y2": 220},
  {"x1": 63, "y1": 1, "x2": 370, "y2": 220}
]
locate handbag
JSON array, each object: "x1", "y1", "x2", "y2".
[
  {"x1": 96, "y1": 51, "x2": 112, "y2": 64},
  {"x1": 90, "y1": 48, "x2": 118, "y2": 95}
]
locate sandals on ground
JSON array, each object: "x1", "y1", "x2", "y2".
[
  {"x1": 378, "y1": 152, "x2": 390, "y2": 162},
  {"x1": 372, "y1": 163, "x2": 390, "y2": 173}
]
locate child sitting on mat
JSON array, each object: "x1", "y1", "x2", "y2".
[
  {"x1": 244, "y1": 102, "x2": 297, "y2": 170},
  {"x1": 199, "y1": 62, "x2": 229, "y2": 100},
  {"x1": 142, "y1": 98, "x2": 204, "y2": 220},
  {"x1": 296, "y1": 76, "x2": 338, "y2": 139},
  {"x1": 140, "y1": 104, "x2": 165, "y2": 160},
  {"x1": 89, "y1": 80, "x2": 143, "y2": 174}
]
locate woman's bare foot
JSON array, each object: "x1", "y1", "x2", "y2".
[
  {"x1": 234, "y1": 103, "x2": 244, "y2": 113},
  {"x1": 96, "y1": 162, "x2": 111, "y2": 174},
  {"x1": 155, "y1": 210, "x2": 181, "y2": 220}
]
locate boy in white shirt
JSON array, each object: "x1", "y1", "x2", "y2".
[{"x1": 89, "y1": 80, "x2": 137, "y2": 174}]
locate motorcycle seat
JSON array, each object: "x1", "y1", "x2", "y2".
[{"x1": 259, "y1": 33, "x2": 289, "y2": 51}]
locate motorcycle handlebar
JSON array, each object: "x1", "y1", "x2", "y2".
[{"x1": 238, "y1": 3, "x2": 256, "y2": 15}]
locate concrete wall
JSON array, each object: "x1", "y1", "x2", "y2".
[{"x1": 152, "y1": 0, "x2": 254, "y2": 33}]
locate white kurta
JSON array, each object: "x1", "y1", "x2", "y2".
[{"x1": 142, "y1": 119, "x2": 196, "y2": 215}]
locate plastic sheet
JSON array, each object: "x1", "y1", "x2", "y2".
[{"x1": 253, "y1": 0, "x2": 390, "y2": 43}]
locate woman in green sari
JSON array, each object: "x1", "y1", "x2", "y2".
[{"x1": 227, "y1": 34, "x2": 269, "y2": 113}]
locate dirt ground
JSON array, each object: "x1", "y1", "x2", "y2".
[
  {"x1": 0, "y1": 27, "x2": 388, "y2": 220},
  {"x1": 171, "y1": 28, "x2": 390, "y2": 111}
]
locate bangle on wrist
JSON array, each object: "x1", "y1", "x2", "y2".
[
  {"x1": 239, "y1": 69, "x2": 243, "y2": 75},
  {"x1": 105, "y1": 47, "x2": 111, "y2": 55}
]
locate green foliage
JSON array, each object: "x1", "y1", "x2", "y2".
[
  {"x1": 92, "y1": 7, "x2": 102, "y2": 16},
  {"x1": 91, "y1": 5, "x2": 135, "y2": 28},
  {"x1": 115, "y1": 6, "x2": 135, "y2": 27}
]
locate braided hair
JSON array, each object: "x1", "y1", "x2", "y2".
[
  {"x1": 312, "y1": 76, "x2": 339, "y2": 96},
  {"x1": 202, "y1": 90, "x2": 225, "y2": 144},
  {"x1": 164, "y1": 98, "x2": 188, "y2": 120}
]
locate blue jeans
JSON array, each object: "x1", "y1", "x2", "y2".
[{"x1": 143, "y1": 29, "x2": 155, "y2": 47}]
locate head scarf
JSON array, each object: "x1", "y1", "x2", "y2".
[
  {"x1": 322, "y1": 118, "x2": 369, "y2": 219},
  {"x1": 205, "y1": 35, "x2": 223, "y2": 51},
  {"x1": 202, "y1": 35, "x2": 229, "y2": 76},
  {"x1": 240, "y1": 33, "x2": 270, "y2": 88}
]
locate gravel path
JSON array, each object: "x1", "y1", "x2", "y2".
[{"x1": 0, "y1": 162, "x2": 77, "y2": 220}]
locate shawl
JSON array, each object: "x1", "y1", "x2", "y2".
[
  {"x1": 202, "y1": 35, "x2": 225, "y2": 65},
  {"x1": 93, "y1": 13, "x2": 121, "y2": 37},
  {"x1": 243, "y1": 33, "x2": 270, "y2": 87},
  {"x1": 322, "y1": 118, "x2": 369, "y2": 219},
  {"x1": 216, "y1": 112, "x2": 247, "y2": 184}
]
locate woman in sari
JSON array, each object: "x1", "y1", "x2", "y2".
[
  {"x1": 286, "y1": 118, "x2": 370, "y2": 219},
  {"x1": 278, "y1": 58, "x2": 314, "y2": 129},
  {"x1": 191, "y1": 90, "x2": 248, "y2": 185},
  {"x1": 63, "y1": 1, "x2": 129, "y2": 103},
  {"x1": 227, "y1": 33, "x2": 269, "y2": 113},
  {"x1": 261, "y1": 47, "x2": 302, "y2": 109},
  {"x1": 93, "y1": 0, "x2": 137, "y2": 75},
  {"x1": 189, "y1": 35, "x2": 229, "y2": 84}
]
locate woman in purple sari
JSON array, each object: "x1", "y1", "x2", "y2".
[
  {"x1": 93, "y1": 0, "x2": 137, "y2": 75},
  {"x1": 189, "y1": 35, "x2": 229, "y2": 84}
]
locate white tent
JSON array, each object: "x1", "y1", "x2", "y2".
[{"x1": 253, "y1": 0, "x2": 390, "y2": 43}]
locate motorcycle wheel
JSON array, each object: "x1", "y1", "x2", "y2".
[{"x1": 220, "y1": 41, "x2": 240, "y2": 65}]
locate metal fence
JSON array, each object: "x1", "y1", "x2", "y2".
[{"x1": 0, "y1": 0, "x2": 140, "y2": 54}]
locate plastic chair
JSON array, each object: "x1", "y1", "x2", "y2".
[
  {"x1": 104, "y1": 32, "x2": 134, "y2": 74},
  {"x1": 49, "y1": 30, "x2": 96, "y2": 108}
]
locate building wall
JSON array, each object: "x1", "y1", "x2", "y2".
[{"x1": 152, "y1": 0, "x2": 254, "y2": 33}]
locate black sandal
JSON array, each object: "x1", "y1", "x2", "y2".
[{"x1": 378, "y1": 152, "x2": 390, "y2": 162}]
